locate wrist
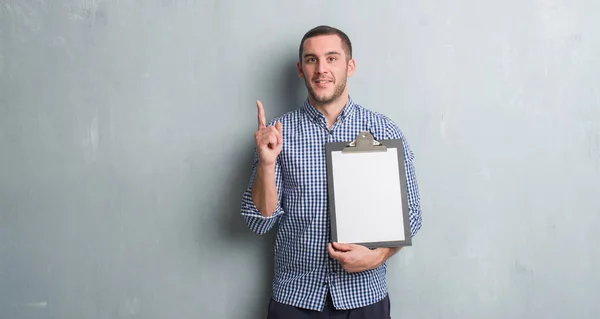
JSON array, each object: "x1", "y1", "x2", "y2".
[
  {"x1": 258, "y1": 162, "x2": 276, "y2": 173},
  {"x1": 375, "y1": 249, "x2": 388, "y2": 266},
  {"x1": 373, "y1": 247, "x2": 397, "y2": 267}
]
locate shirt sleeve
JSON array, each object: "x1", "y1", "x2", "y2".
[
  {"x1": 384, "y1": 120, "x2": 423, "y2": 238},
  {"x1": 240, "y1": 148, "x2": 285, "y2": 235}
]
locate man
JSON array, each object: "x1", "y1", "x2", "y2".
[{"x1": 240, "y1": 25, "x2": 422, "y2": 318}]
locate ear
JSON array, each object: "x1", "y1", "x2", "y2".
[
  {"x1": 296, "y1": 61, "x2": 305, "y2": 78},
  {"x1": 347, "y1": 58, "x2": 356, "y2": 77}
]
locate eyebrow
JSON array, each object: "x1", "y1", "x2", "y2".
[{"x1": 303, "y1": 51, "x2": 342, "y2": 59}]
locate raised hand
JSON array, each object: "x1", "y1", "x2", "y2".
[{"x1": 254, "y1": 100, "x2": 283, "y2": 167}]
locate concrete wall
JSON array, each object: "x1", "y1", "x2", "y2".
[{"x1": 1, "y1": 1, "x2": 599, "y2": 318}]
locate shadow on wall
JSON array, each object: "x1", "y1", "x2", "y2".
[
  {"x1": 275, "y1": 56, "x2": 306, "y2": 111},
  {"x1": 211, "y1": 143, "x2": 274, "y2": 319},
  {"x1": 216, "y1": 55, "x2": 305, "y2": 318}
]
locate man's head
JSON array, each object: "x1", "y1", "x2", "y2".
[{"x1": 296, "y1": 25, "x2": 356, "y2": 107}]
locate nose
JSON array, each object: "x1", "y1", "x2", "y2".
[{"x1": 316, "y1": 61, "x2": 328, "y2": 74}]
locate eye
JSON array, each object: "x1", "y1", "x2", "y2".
[
  {"x1": 328, "y1": 57, "x2": 337, "y2": 62},
  {"x1": 306, "y1": 58, "x2": 316, "y2": 63}
]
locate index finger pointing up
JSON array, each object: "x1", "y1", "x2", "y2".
[{"x1": 256, "y1": 100, "x2": 266, "y2": 129}]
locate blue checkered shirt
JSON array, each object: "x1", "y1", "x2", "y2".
[{"x1": 240, "y1": 96, "x2": 422, "y2": 311}]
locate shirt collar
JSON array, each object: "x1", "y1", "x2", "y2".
[{"x1": 302, "y1": 95, "x2": 356, "y2": 123}]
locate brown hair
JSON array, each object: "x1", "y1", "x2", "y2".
[{"x1": 298, "y1": 25, "x2": 352, "y2": 62}]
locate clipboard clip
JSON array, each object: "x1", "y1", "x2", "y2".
[{"x1": 342, "y1": 131, "x2": 387, "y2": 153}]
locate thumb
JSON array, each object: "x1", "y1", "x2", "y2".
[{"x1": 275, "y1": 121, "x2": 282, "y2": 133}]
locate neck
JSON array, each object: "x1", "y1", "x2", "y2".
[{"x1": 309, "y1": 94, "x2": 349, "y2": 129}]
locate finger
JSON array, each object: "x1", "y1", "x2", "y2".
[
  {"x1": 256, "y1": 100, "x2": 266, "y2": 129},
  {"x1": 268, "y1": 134, "x2": 277, "y2": 147},
  {"x1": 257, "y1": 129, "x2": 277, "y2": 147},
  {"x1": 328, "y1": 243, "x2": 343, "y2": 260},
  {"x1": 332, "y1": 242, "x2": 353, "y2": 252},
  {"x1": 270, "y1": 125, "x2": 282, "y2": 146},
  {"x1": 275, "y1": 121, "x2": 282, "y2": 145},
  {"x1": 275, "y1": 121, "x2": 282, "y2": 132},
  {"x1": 257, "y1": 132, "x2": 272, "y2": 147}
]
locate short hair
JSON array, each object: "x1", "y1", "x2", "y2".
[{"x1": 298, "y1": 25, "x2": 353, "y2": 62}]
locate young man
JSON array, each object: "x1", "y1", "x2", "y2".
[{"x1": 240, "y1": 25, "x2": 423, "y2": 318}]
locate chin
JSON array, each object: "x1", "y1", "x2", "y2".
[
  {"x1": 312, "y1": 89, "x2": 333, "y2": 101},
  {"x1": 306, "y1": 83, "x2": 341, "y2": 104},
  {"x1": 313, "y1": 93, "x2": 333, "y2": 103}
]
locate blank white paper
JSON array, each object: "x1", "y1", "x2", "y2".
[{"x1": 330, "y1": 149, "x2": 405, "y2": 244}]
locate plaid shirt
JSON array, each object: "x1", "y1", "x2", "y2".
[{"x1": 241, "y1": 96, "x2": 422, "y2": 311}]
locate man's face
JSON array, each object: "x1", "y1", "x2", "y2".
[{"x1": 297, "y1": 35, "x2": 355, "y2": 106}]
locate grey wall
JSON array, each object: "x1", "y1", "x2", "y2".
[{"x1": 1, "y1": 1, "x2": 599, "y2": 318}]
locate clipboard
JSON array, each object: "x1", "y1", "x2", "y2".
[{"x1": 325, "y1": 131, "x2": 412, "y2": 249}]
